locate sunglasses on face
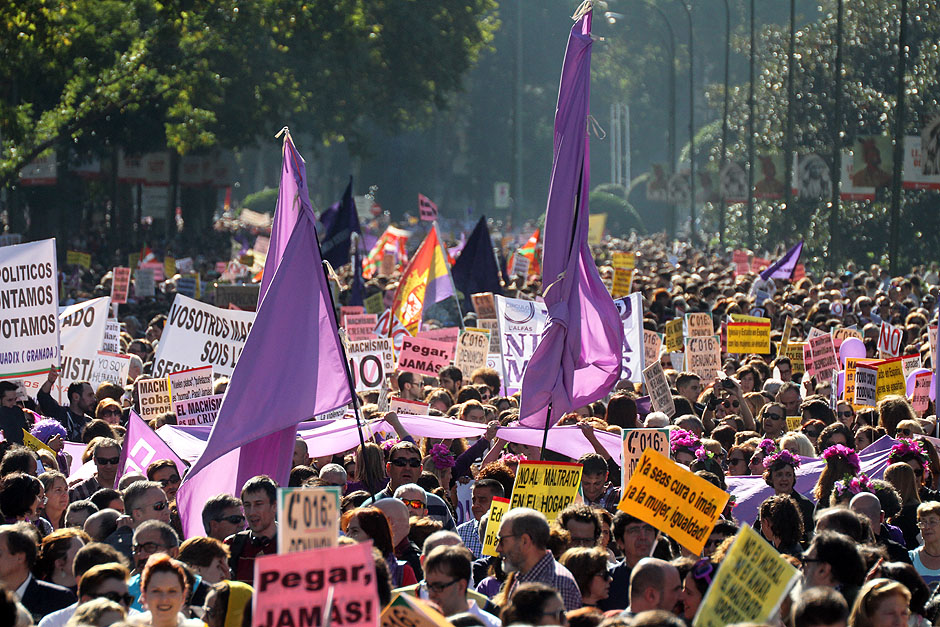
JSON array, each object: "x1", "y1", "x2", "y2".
[
  {"x1": 97, "y1": 591, "x2": 134, "y2": 606},
  {"x1": 837, "y1": 410, "x2": 854, "y2": 418},
  {"x1": 390, "y1": 457, "x2": 421, "y2": 468},
  {"x1": 764, "y1": 413, "x2": 784, "y2": 421},
  {"x1": 215, "y1": 514, "x2": 246, "y2": 525},
  {"x1": 159, "y1": 475, "x2": 181, "y2": 487},
  {"x1": 400, "y1": 498, "x2": 426, "y2": 510},
  {"x1": 728, "y1": 457, "x2": 746, "y2": 465},
  {"x1": 100, "y1": 409, "x2": 122, "y2": 417},
  {"x1": 721, "y1": 399, "x2": 740, "y2": 409},
  {"x1": 133, "y1": 542, "x2": 166, "y2": 554},
  {"x1": 804, "y1": 430, "x2": 820, "y2": 438},
  {"x1": 140, "y1": 501, "x2": 168, "y2": 512},
  {"x1": 96, "y1": 456, "x2": 121, "y2": 465},
  {"x1": 899, "y1": 429, "x2": 913, "y2": 436}
]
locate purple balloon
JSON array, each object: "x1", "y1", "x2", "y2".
[
  {"x1": 905, "y1": 368, "x2": 935, "y2": 401},
  {"x1": 837, "y1": 370, "x2": 845, "y2": 398},
  {"x1": 838, "y1": 337, "x2": 866, "y2": 366}
]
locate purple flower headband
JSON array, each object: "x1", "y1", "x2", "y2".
[
  {"x1": 429, "y1": 443, "x2": 456, "y2": 469},
  {"x1": 833, "y1": 473, "x2": 872, "y2": 499},
  {"x1": 500, "y1": 452, "x2": 527, "y2": 465},
  {"x1": 822, "y1": 444, "x2": 861, "y2": 474},
  {"x1": 888, "y1": 438, "x2": 928, "y2": 469},
  {"x1": 380, "y1": 438, "x2": 401, "y2": 452},
  {"x1": 763, "y1": 449, "x2": 801, "y2": 470},
  {"x1": 757, "y1": 438, "x2": 778, "y2": 457},
  {"x1": 694, "y1": 447, "x2": 713, "y2": 462},
  {"x1": 670, "y1": 428, "x2": 701, "y2": 455}
]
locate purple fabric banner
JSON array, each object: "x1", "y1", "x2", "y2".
[
  {"x1": 117, "y1": 411, "x2": 187, "y2": 482},
  {"x1": 759, "y1": 240, "x2": 804, "y2": 281},
  {"x1": 518, "y1": 11, "x2": 623, "y2": 429}
]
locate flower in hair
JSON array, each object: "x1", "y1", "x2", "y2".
[
  {"x1": 821, "y1": 444, "x2": 861, "y2": 474},
  {"x1": 694, "y1": 447, "x2": 712, "y2": 462},
  {"x1": 430, "y1": 443, "x2": 456, "y2": 469},
  {"x1": 30, "y1": 418, "x2": 66, "y2": 444},
  {"x1": 888, "y1": 438, "x2": 927, "y2": 470},
  {"x1": 757, "y1": 439, "x2": 778, "y2": 457},
  {"x1": 763, "y1": 449, "x2": 801, "y2": 470},
  {"x1": 499, "y1": 452, "x2": 527, "y2": 465},
  {"x1": 833, "y1": 473, "x2": 872, "y2": 499},
  {"x1": 380, "y1": 438, "x2": 401, "y2": 452},
  {"x1": 670, "y1": 428, "x2": 701, "y2": 455}
]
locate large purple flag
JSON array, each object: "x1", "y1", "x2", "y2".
[
  {"x1": 518, "y1": 11, "x2": 623, "y2": 429},
  {"x1": 176, "y1": 133, "x2": 352, "y2": 538},
  {"x1": 760, "y1": 240, "x2": 803, "y2": 281},
  {"x1": 118, "y1": 411, "x2": 187, "y2": 482}
]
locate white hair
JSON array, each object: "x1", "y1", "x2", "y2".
[{"x1": 644, "y1": 412, "x2": 669, "y2": 427}]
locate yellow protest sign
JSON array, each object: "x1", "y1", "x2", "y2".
[
  {"x1": 665, "y1": 318, "x2": 684, "y2": 353},
  {"x1": 726, "y1": 320, "x2": 771, "y2": 354},
  {"x1": 164, "y1": 256, "x2": 176, "y2": 278},
  {"x1": 66, "y1": 250, "x2": 91, "y2": 269},
  {"x1": 875, "y1": 356, "x2": 905, "y2": 400},
  {"x1": 509, "y1": 461, "x2": 583, "y2": 520},
  {"x1": 612, "y1": 251, "x2": 636, "y2": 270},
  {"x1": 782, "y1": 341, "x2": 806, "y2": 375},
  {"x1": 22, "y1": 430, "x2": 55, "y2": 455},
  {"x1": 729, "y1": 314, "x2": 765, "y2": 323},
  {"x1": 128, "y1": 253, "x2": 140, "y2": 271},
  {"x1": 611, "y1": 268, "x2": 634, "y2": 298},
  {"x1": 692, "y1": 524, "x2": 799, "y2": 627},
  {"x1": 618, "y1": 448, "x2": 729, "y2": 555},
  {"x1": 780, "y1": 316, "x2": 794, "y2": 353},
  {"x1": 785, "y1": 416, "x2": 801, "y2": 433},
  {"x1": 481, "y1": 496, "x2": 511, "y2": 557},
  {"x1": 587, "y1": 214, "x2": 607, "y2": 245}
]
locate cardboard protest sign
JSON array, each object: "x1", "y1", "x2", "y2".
[
  {"x1": 644, "y1": 330, "x2": 663, "y2": 367},
  {"x1": 783, "y1": 341, "x2": 806, "y2": 375},
  {"x1": 912, "y1": 371, "x2": 932, "y2": 413},
  {"x1": 878, "y1": 321, "x2": 903, "y2": 357},
  {"x1": 418, "y1": 193, "x2": 438, "y2": 221},
  {"x1": 786, "y1": 416, "x2": 802, "y2": 432},
  {"x1": 684, "y1": 336, "x2": 721, "y2": 386},
  {"x1": 137, "y1": 377, "x2": 172, "y2": 419},
  {"x1": 389, "y1": 397, "x2": 428, "y2": 416},
  {"x1": 509, "y1": 461, "x2": 583, "y2": 520},
  {"x1": 278, "y1": 486, "x2": 342, "y2": 553},
  {"x1": 732, "y1": 250, "x2": 750, "y2": 275},
  {"x1": 480, "y1": 496, "x2": 511, "y2": 558},
  {"x1": 808, "y1": 333, "x2": 838, "y2": 382},
  {"x1": 134, "y1": 267, "x2": 155, "y2": 298},
  {"x1": 496, "y1": 296, "x2": 548, "y2": 392},
  {"x1": 875, "y1": 357, "x2": 906, "y2": 400},
  {"x1": 111, "y1": 267, "x2": 131, "y2": 304},
  {"x1": 854, "y1": 364, "x2": 878, "y2": 407},
  {"x1": 341, "y1": 305, "x2": 365, "y2": 320},
  {"x1": 66, "y1": 250, "x2": 91, "y2": 269},
  {"x1": 103, "y1": 319, "x2": 121, "y2": 354},
  {"x1": 587, "y1": 213, "x2": 607, "y2": 245},
  {"x1": 173, "y1": 393, "x2": 222, "y2": 426},
  {"x1": 23, "y1": 429, "x2": 55, "y2": 455},
  {"x1": 152, "y1": 294, "x2": 255, "y2": 377},
  {"x1": 780, "y1": 316, "x2": 794, "y2": 351},
  {"x1": 902, "y1": 353, "x2": 922, "y2": 379},
  {"x1": 346, "y1": 324, "x2": 377, "y2": 341},
  {"x1": 363, "y1": 292, "x2": 384, "y2": 315},
  {"x1": 471, "y1": 293, "x2": 497, "y2": 319},
  {"x1": 643, "y1": 362, "x2": 675, "y2": 417},
  {"x1": 382, "y1": 594, "x2": 452, "y2": 627},
  {"x1": 621, "y1": 428, "x2": 669, "y2": 486},
  {"x1": 345, "y1": 313, "x2": 377, "y2": 328},
  {"x1": 726, "y1": 320, "x2": 771, "y2": 354},
  {"x1": 833, "y1": 326, "x2": 862, "y2": 349},
  {"x1": 693, "y1": 524, "x2": 799, "y2": 627},
  {"x1": 176, "y1": 274, "x2": 200, "y2": 299},
  {"x1": 930, "y1": 324, "x2": 937, "y2": 367},
  {"x1": 478, "y1": 319, "x2": 500, "y2": 353},
  {"x1": 417, "y1": 327, "x2": 460, "y2": 352},
  {"x1": 347, "y1": 348, "x2": 387, "y2": 392},
  {"x1": 140, "y1": 260, "x2": 164, "y2": 281},
  {"x1": 511, "y1": 253, "x2": 531, "y2": 278},
  {"x1": 347, "y1": 337, "x2": 395, "y2": 373},
  {"x1": 213, "y1": 284, "x2": 260, "y2": 311},
  {"x1": 618, "y1": 449, "x2": 729, "y2": 555},
  {"x1": 87, "y1": 351, "x2": 130, "y2": 389},
  {"x1": 611, "y1": 268, "x2": 633, "y2": 298},
  {"x1": 454, "y1": 328, "x2": 490, "y2": 375},
  {"x1": 168, "y1": 366, "x2": 214, "y2": 403},
  {"x1": 254, "y1": 542, "x2": 379, "y2": 627},
  {"x1": 397, "y1": 336, "x2": 453, "y2": 377},
  {"x1": 615, "y1": 293, "x2": 645, "y2": 383},
  {"x1": 685, "y1": 313, "x2": 714, "y2": 337},
  {"x1": 0, "y1": 239, "x2": 60, "y2": 395},
  {"x1": 665, "y1": 319, "x2": 683, "y2": 353},
  {"x1": 611, "y1": 251, "x2": 636, "y2": 270}
]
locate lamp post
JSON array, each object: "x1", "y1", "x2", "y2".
[
  {"x1": 718, "y1": 0, "x2": 731, "y2": 248},
  {"x1": 677, "y1": 1, "x2": 696, "y2": 244}
]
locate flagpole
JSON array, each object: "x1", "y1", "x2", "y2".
[{"x1": 539, "y1": 403, "x2": 552, "y2": 461}]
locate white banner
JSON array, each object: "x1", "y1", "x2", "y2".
[
  {"x1": 615, "y1": 293, "x2": 644, "y2": 383},
  {"x1": 58, "y1": 296, "x2": 110, "y2": 400},
  {"x1": 173, "y1": 393, "x2": 223, "y2": 426},
  {"x1": 496, "y1": 296, "x2": 548, "y2": 393},
  {"x1": 0, "y1": 239, "x2": 60, "y2": 396},
  {"x1": 152, "y1": 294, "x2": 256, "y2": 377}
]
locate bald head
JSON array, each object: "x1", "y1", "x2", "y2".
[
  {"x1": 850, "y1": 492, "x2": 883, "y2": 536},
  {"x1": 628, "y1": 557, "x2": 681, "y2": 613},
  {"x1": 83, "y1": 508, "x2": 121, "y2": 542}
]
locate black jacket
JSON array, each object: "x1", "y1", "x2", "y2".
[{"x1": 20, "y1": 577, "x2": 77, "y2": 622}]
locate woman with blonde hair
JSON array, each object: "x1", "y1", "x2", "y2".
[
  {"x1": 779, "y1": 432, "x2": 815, "y2": 458},
  {"x1": 848, "y1": 578, "x2": 910, "y2": 627}
]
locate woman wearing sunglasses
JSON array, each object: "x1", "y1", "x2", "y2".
[{"x1": 558, "y1": 547, "x2": 610, "y2": 608}]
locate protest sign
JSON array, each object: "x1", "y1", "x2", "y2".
[
  {"x1": 0, "y1": 239, "x2": 60, "y2": 395},
  {"x1": 22, "y1": 430, "x2": 55, "y2": 455},
  {"x1": 103, "y1": 319, "x2": 121, "y2": 353},
  {"x1": 832, "y1": 326, "x2": 862, "y2": 349},
  {"x1": 347, "y1": 348, "x2": 387, "y2": 392},
  {"x1": 511, "y1": 253, "x2": 530, "y2": 278},
  {"x1": 341, "y1": 306, "x2": 365, "y2": 322},
  {"x1": 417, "y1": 327, "x2": 460, "y2": 352},
  {"x1": 780, "y1": 316, "x2": 794, "y2": 351},
  {"x1": 375, "y1": 309, "x2": 411, "y2": 352},
  {"x1": 875, "y1": 357, "x2": 906, "y2": 400},
  {"x1": 347, "y1": 337, "x2": 395, "y2": 373},
  {"x1": 621, "y1": 428, "x2": 669, "y2": 486},
  {"x1": 140, "y1": 260, "x2": 164, "y2": 281},
  {"x1": 111, "y1": 267, "x2": 131, "y2": 304},
  {"x1": 381, "y1": 594, "x2": 452, "y2": 627},
  {"x1": 665, "y1": 319, "x2": 683, "y2": 353},
  {"x1": 786, "y1": 416, "x2": 802, "y2": 432},
  {"x1": 643, "y1": 362, "x2": 675, "y2": 417},
  {"x1": 137, "y1": 377, "x2": 172, "y2": 419},
  {"x1": 878, "y1": 321, "x2": 903, "y2": 358},
  {"x1": 684, "y1": 336, "x2": 721, "y2": 386},
  {"x1": 389, "y1": 397, "x2": 428, "y2": 416},
  {"x1": 644, "y1": 330, "x2": 663, "y2": 367},
  {"x1": 669, "y1": 352, "x2": 685, "y2": 371},
  {"x1": 618, "y1": 448, "x2": 729, "y2": 555},
  {"x1": 726, "y1": 320, "x2": 771, "y2": 354},
  {"x1": 345, "y1": 313, "x2": 377, "y2": 328},
  {"x1": 615, "y1": 293, "x2": 644, "y2": 382},
  {"x1": 58, "y1": 296, "x2": 110, "y2": 392},
  {"x1": 844, "y1": 357, "x2": 877, "y2": 407},
  {"x1": 783, "y1": 341, "x2": 806, "y2": 375},
  {"x1": 176, "y1": 274, "x2": 200, "y2": 299},
  {"x1": 253, "y1": 542, "x2": 379, "y2": 627},
  {"x1": 418, "y1": 193, "x2": 438, "y2": 221},
  {"x1": 134, "y1": 267, "x2": 155, "y2": 298},
  {"x1": 732, "y1": 250, "x2": 750, "y2": 275},
  {"x1": 913, "y1": 371, "x2": 932, "y2": 413},
  {"x1": 278, "y1": 486, "x2": 342, "y2": 553},
  {"x1": 685, "y1": 313, "x2": 714, "y2": 337},
  {"x1": 587, "y1": 213, "x2": 607, "y2": 244},
  {"x1": 346, "y1": 324, "x2": 377, "y2": 341},
  {"x1": 213, "y1": 284, "x2": 260, "y2": 311},
  {"x1": 693, "y1": 524, "x2": 799, "y2": 627},
  {"x1": 611, "y1": 268, "x2": 633, "y2": 298},
  {"x1": 87, "y1": 351, "x2": 130, "y2": 389},
  {"x1": 478, "y1": 319, "x2": 500, "y2": 353},
  {"x1": 930, "y1": 325, "x2": 938, "y2": 367},
  {"x1": 496, "y1": 296, "x2": 548, "y2": 392},
  {"x1": 168, "y1": 366, "x2": 214, "y2": 403},
  {"x1": 363, "y1": 292, "x2": 384, "y2": 315},
  {"x1": 397, "y1": 336, "x2": 453, "y2": 377},
  {"x1": 173, "y1": 393, "x2": 222, "y2": 426},
  {"x1": 454, "y1": 328, "x2": 490, "y2": 375},
  {"x1": 164, "y1": 256, "x2": 176, "y2": 279},
  {"x1": 481, "y1": 497, "x2": 511, "y2": 558},
  {"x1": 855, "y1": 364, "x2": 878, "y2": 407},
  {"x1": 509, "y1": 460, "x2": 583, "y2": 520},
  {"x1": 611, "y1": 251, "x2": 636, "y2": 270},
  {"x1": 471, "y1": 293, "x2": 497, "y2": 318},
  {"x1": 808, "y1": 333, "x2": 838, "y2": 382},
  {"x1": 66, "y1": 250, "x2": 91, "y2": 269},
  {"x1": 902, "y1": 353, "x2": 922, "y2": 378},
  {"x1": 152, "y1": 294, "x2": 255, "y2": 377},
  {"x1": 176, "y1": 257, "x2": 193, "y2": 273}
]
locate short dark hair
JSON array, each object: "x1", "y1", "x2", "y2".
[
  {"x1": 759, "y1": 495, "x2": 803, "y2": 549},
  {"x1": 810, "y1": 531, "x2": 865, "y2": 587},
  {"x1": 0, "y1": 381, "x2": 17, "y2": 396},
  {"x1": 89, "y1": 488, "x2": 123, "y2": 512},
  {"x1": 0, "y1": 446, "x2": 37, "y2": 476},
  {"x1": 146, "y1": 459, "x2": 178, "y2": 480},
  {"x1": 387, "y1": 441, "x2": 422, "y2": 462},
  {"x1": 73, "y1": 541, "x2": 131, "y2": 577},
  {"x1": 472, "y1": 478, "x2": 504, "y2": 499},
  {"x1": 438, "y1": 366, "x2": 463, "y2": 383},
  {"x1": 241, "y1": 475, "x2": 278, "y2": 504},
  {"x1": 178, "y1": 536, "x2": 230, "y2": 568},
  {"x1": 0, "y1": 522, "x2": 39, "y2": 568},
  {"x1": 123, "y1": 480, "x2": 164, "y2": 513},
  {"x1": 791, "y1": 586, "x2": 848, "y2": 627},
  {"x1": 423, "y1": 545, "x2": 472, "y2": 583},
  {"x1": 133, "y1": 520, "x2": 180, "y2": 549},
  {"x1": 68, "y1": 381, "x2": 91, "y2": 403},
  {"x1": 578, "y1": 453, "x2": 609, "y2": 477},
  {"x1": 557, "y1": 505, "x2": 601, "y2": 541},
  {"x1": 0, "y1": 472, "x2": 41, "y2": 519},
  {"x1": 202, "y1": 494, "x2": 243, "y2": 531},
  {"x1": 78, "y1": 563, "x2": 130, "y2": 599},
  {"x1": 397, "y1": 371, "x2": 416, "y2": 389},
  {"x1": 612, "y1": 511, "x2": 643, "y2": 542}
]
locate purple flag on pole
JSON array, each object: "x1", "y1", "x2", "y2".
[
  {"x1": 118, "y1": 411, "x2": 187, "y2": 483},
  {"x1": 759, "y1": 240, "x2": 803, "y2": 281},
  {"x1": 518, "y1": 10, "x2": 624, "y2": 429},
  {"x1": 176, "y1": 132, "x2": 352, "y2": 537}
]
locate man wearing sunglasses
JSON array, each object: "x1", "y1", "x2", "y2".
[
  {"x1": 421, "y1": 545, "x2": 500, "y2": 627},
  {"x1": 374, "y1": 442, "x2": 455, "y2": 531},
  {"x1": 201, "y1": 494, "x2": 246, "y2": 542},
  {"x1": 69, "y1": 438, "x2": 123, "y2": 501},
  {"x1": 104, "y1": 480, "x2": 171, "y2": 560}
]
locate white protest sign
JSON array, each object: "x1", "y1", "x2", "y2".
[
  {"x1": 137, "y1": 377, "x2": 172, "y2": 419},
  {"x1": 855, "y1": 365, "x2": 878, "y2": 408},
  {"x1": 902, "y1": 354, "x2": 922, "y2": 379},
  {"x1": 644, "y1": 330, "x2": 663, "y2": 369},
  {"x1": 878, "y1": 321, "x2": 903, "y2": 358},
  {"x1": 277, "y1": 487, "x2": 342, "y2": 553},
  {"x1": 135, "y1": 267, "x2": 155, "y2": 298},
  {"x1": 168, "y1": 366, "x2": 214, "y2": 403},
  {"x1": 684, "y1": 336, "x2": 721, "y2": 386},
  {"x1": 389, "y1": 397, "x2": 428, "y2": 416},
  {"x1": 347, "y1": 349, "x2": 386, "y2": 392},
  {"x1": 103, "y1": 319, "x2": 121, "y2": 354},
  {"x1": 152, "y1": 294, "x2": 255, "y2": 377},
  {"x1": 88, "y1": 351, "x2": 130, "y2": 389},
  {"x1": 643, "y1": 361, "x2": 675, "y2": 417},
  {"x1": 375, "y1": 309, "x2": 411, "y2": 352},
  {"x1": 57, "y1": 296, "x2": 111, "y2": 400},
  {"x1": 496, "y1": 295, "x2": 548, "y2": 392},
  {"x1": 615, "y1": 293, "x2": 645, "y2": 383},
  {"x1": 173, "y1": 393, "x2": 223, "y2": 426},
  {"x1": 478, "y1": 319, "x2": 500, "y2": 353},
  {"x1": 0, "y1": 239, "x2": 60, "y2": 396},
  {"x1": 347, "y1": 336, "x2": 395, "y2": 373},
  {"x1": 454, "y1": 328, "x2": 490, "y2": 375},
  {"x1": 511, "y1": 254, "x2": 530, "y2": 278}
]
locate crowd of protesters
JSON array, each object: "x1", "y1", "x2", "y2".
[{"x1": 2, "y1": 231, "x2": 940, "y2": 627}]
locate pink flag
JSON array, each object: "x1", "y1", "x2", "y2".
[
  {"x1": 118, "y1": 411, "x2": 187, "y2": 482},
  {"x1": 418, "y1": 193, "x2": 438, "y2": 221}
]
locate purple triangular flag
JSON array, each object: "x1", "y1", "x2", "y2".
[
  {"x1": 760, "y1": 240, "x2": 803, "y2": 281},
  {"x1": 518, "y1": 11, "x2": 624, "y2": 429},
  {"x1": 117, "y1": 411, "x2": 187, "y2": 483}
]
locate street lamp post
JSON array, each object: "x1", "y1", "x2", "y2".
[
  {"x1": 677, "y1": 1, "x2": 696, "y2": 244},
  {"x1": 718, "y1": 0, "x2": 731, "y2": 248}
]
